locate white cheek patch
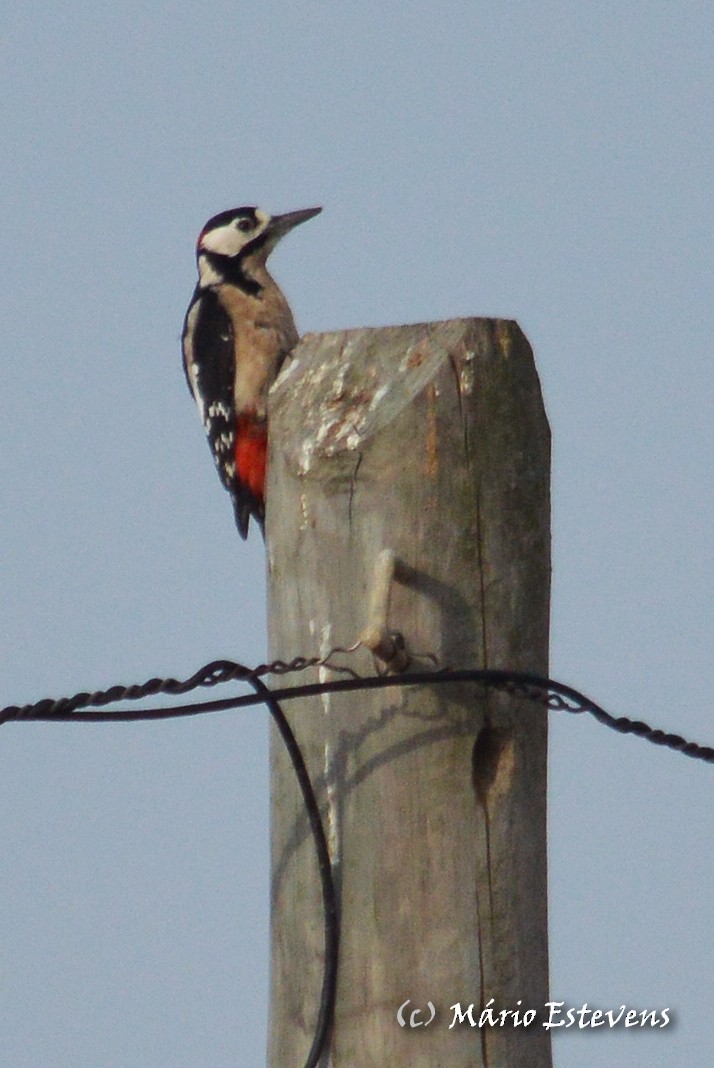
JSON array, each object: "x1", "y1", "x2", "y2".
[
  {"x1": 199, "y1": 211, "x2": 272, "y2": 259},
  {"x1": 200, "y1": 223, "x2": 246, "y2": 257}
]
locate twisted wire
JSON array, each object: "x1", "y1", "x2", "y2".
[
  {"x1": 3, "y1": 661, "x2": 712, "y2": 765},
  {"x1": 2, "y1": 655, "x2": 712, "y2": 1068}
]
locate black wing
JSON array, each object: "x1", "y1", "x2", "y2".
[{"x1": 181, "y1": 288, "x2": 259, "y2": 539}]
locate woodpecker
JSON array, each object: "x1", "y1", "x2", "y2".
[{"x1": 182, "y1": 205, "x2": 321, "y2": 538}]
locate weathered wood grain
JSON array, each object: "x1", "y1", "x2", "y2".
[{"x1": 266, "y1": 318, "x2": 551, "y2": 1067}]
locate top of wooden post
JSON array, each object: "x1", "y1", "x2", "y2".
[{"x1": 271, "y1": 317, "x2": 547, "y2": 488}]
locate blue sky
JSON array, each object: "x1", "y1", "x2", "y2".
[{"x1": 1, "y1": 3, "x2": 712, "y2": 1065}]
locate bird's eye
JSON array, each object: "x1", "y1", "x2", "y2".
[{"x1": 236, "y1": 218, "x2": 255, "y2": 233}]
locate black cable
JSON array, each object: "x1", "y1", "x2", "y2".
[
  {"x1": 2, "y1": 658, "x2": 713, "y2": 1068},
  {"x1": 248, "y1": 676, "x2": 339, "y2": 1068},
  {"x1": 5, "y1": 665, "x2": 712, "y2": 765}
]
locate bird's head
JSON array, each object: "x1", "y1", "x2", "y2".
[{"x1": 195, "y1": 205, "x2": 322, "y2": 288}]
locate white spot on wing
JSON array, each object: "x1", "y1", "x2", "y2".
[{"x1": 207, "y1": 402, "x2": 231, "y2": 419}]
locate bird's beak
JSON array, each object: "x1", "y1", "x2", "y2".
[{"x1": 268, "y1": 206, "x2": 322, "y2": 238}]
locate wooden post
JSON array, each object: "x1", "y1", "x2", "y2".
[{"x1": 266, "y1": 318, "x2": 551, "y2": 1067}]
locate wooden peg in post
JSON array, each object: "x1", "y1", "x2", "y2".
[{"x1": 359, "y1": 548, "x2": 411, "y2": 674}]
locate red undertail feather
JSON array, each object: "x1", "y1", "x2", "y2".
[{"x1": 235, "y1": 414, "x2": 267, "y2": 503}]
